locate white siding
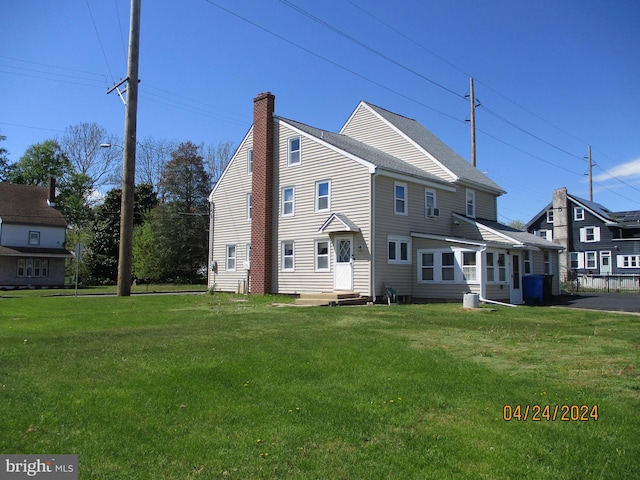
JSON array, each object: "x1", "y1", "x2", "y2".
[
  {"x1": 274, "y1": 123, "x2": 372, "y2": 294},
  {"x1": 210, "y1": 131, "x2": 254, "y2": 292},
  {"x1": 342, "y1": 104, "x2": 456, "y2": 181}
]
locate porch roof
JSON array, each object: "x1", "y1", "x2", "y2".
[{"x1": 318, "y1": 213, "x2": 360, "y2": 233}]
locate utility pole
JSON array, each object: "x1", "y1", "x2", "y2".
[
  {"x1": 587, "y1": 145, "x2": 593, "y2": 202},
  {"x1": 469, "y1": 77, "x2": 477, "y2": 167},
  {"x1": 117, "y1": 0, "x2": 141, "y2": 296}
]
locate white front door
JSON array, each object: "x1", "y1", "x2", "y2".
[
  {"x1": 510, "y1": 253, "x2": 523, "y2": 304},
  {"x1": 334, "y1": 235, "x2": 353, "y2": 290}
]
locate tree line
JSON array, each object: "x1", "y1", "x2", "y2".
[{"x1": 0, "y1": 123, "x2": 233, "y2": 285}]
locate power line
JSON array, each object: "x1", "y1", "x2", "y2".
[
  {"x1": 84, "y1": 0, "x2": 116, "y2": 83},
  {"x1": 279, "y1": 0, "x2": 466, "y2": 101},
  {"x1": 201, "y1": 0, "x2": 462, "y2": 123}
]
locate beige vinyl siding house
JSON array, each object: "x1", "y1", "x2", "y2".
[{"x1": 208, "y1": 93, "x2": 562, "y2": 303}]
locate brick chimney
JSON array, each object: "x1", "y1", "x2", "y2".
[
  {"x1": 48, "y1": 177, "x2": 56, "y2": 207},
  {"x1": 251, "y1": 92, "x2": 275, "y2": 294}
]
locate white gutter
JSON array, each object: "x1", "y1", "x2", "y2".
[
  {"x1": 480, "y1": 296, "x2": 518, "y2": 308},
  {"x1": 370, "y1": 172, "x2": 377, "y2": 302}
]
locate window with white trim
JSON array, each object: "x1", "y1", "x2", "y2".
[
  {"x1": 486, "y1": 251, "x2": 508, "y2": 283},
  {"x1": 16, "y1": 258, "x2": 49, "y2": 278},
  {"x1": 388, "y1": 236, "x2": 411, "y2": 264},
  {"x1": 247, "y1": 148, "x2": 253, "y2": 175},
  {"x1": 288, "y1": 137, "x2": 301, "y2": 165},
  {"x1": 466, "y1": 189, "x2": 476, "y2": 218},
  {"x1": 535, "y1": 229, "x2": 553, "y2": 241},
  {"x1": 580, "y1": 226, "x2": 600, "y2": 243},
  {"x1": 462, "y1": 251, "x2": 478, "y2": 282},
  {"x1": 17, "y1": 259, "x2": 25, "y2": 277},
  {"x1": 315, "y1": 180, "x2": 330, "y2": 212},
  {"x1": 29, "y1": 231, "x2": 40, "y2": 245},
  {"x1": 226, "y1": 245, "x2": 237, "y2": 271},
  {"x1": 315, "y1": 240, "x2": 330, "y2": 272},
  {"x1": 394, "y1": 182, "x2": 407, "y2": 215},
  {"x1": 543, "y1": 251, "x2": 553, "y2": 274},
  {"x1": 247, "y1": 193, "x2": 252, "y2": 220},
  {"x1": 282, "y1": 241, "x2": 295, "y2": 271},
  {"x1": 574, "y1": 207, "x2": 584, "y2": 221},
  {"x1": 420, "y1": 252, "x2": 434, "y2": 281},
  {"x1": 617, "y1": 255, "x2": 640, "y2": 268},
  {"x1": 585, "y1": 251, "x2": 597, "y2": 269},
  {"x1": 546, "y1": 210, "x2": 554, "y2": 223},
  {"x1": 282, "y1": 187, "x2": 295, "y2": 216},
  {"x1": 486, "y1": 252, "x2": 495, "y2": 282},
  {"x1": 498, "y1": 253, "x2": 507, "y2": 281},
  {"x1": 523, "y1": 250, "x2": 532, "y2": 275},
  {"x1": 418, "y1": 248, "x2": 479, "y2": 284},
  {"x1": 570, "y1": 252, "x2": 583, "y2": 269},
  {"x1": 425, "y1": 188, "x2": 437, "y2": 217},
  {"x1": 246, "y1": 244, "x2": 251, "y2": 268}
]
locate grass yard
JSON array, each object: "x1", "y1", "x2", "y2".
[{"x1": 1, "y1": 294, "x2": 639, "y2": 479}]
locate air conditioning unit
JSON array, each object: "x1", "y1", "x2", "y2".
[{"x1": 426, "y1": 207, "x2": 440, "y2": 218}]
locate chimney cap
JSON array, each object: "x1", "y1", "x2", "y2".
[{"x1": 254, "y1": 91, "x2": 274, "y2": 102}]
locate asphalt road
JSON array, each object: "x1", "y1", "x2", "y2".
[{"x1": 552, "y1": 293, "x2": 640, "y2": 314}]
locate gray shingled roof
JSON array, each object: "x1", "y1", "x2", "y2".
[
  {"x1": 474, "y1": 217, "x2": 563, "y2": 250},
  {"x1": 279, "y1": 117, "x2": 449, "y2": 186},
  {"x1": 364, "y1": 102, "x2": 505, "y2": 194},
  {"x1": 0, "y1": 183, "x2": 68, "y2": 227}
]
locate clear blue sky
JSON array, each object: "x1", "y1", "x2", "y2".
[{"x1": 2, "y1": 0, "x2": 639, "y2": 223}]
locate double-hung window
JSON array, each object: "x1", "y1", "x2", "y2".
[
  {"x1": 282, "y1": 187, "x2": 295, "y2": 216},
  {"x1": 394, "y1": 182, "x2": 407, "y2": 215},
  {"x1": 585, "y1": 251, "x2": 597, "y2": 269},
  {"x1": 546, "y1": 210, "x2": 554, "y2": 223},
  {"x1": 288, "y1": 137, "x2": 301, "y2": 165},
  {"x1": 486, "y1": 252, "x2": 495, "y2": 282},
  {"x1": 465, "y1": 189, "x2": 476, "y2": 218},
  {"x1": 226, "y1": 245, "x2": 237, "y2": 271},
  {"x1": 574, "y1": 207, "x2": 584, "y2": 221},
  {"x1": 316, "y1": 180, "x2": 330, "y2": 212},
  {"x1": 462, "y1": 251, "x2": 478, "y2": 282},
  {"x1": 247, "y1": 193, "x2": 252, "y2": 220},
  {"x1": 570, "y1": 252, "x2": 583, "y2": 269},
  {"x1": 247, "y1": 148, "x2": 253, "y2": 175},
  {"x1": 282, "y1": 241, "x2": 295, "y2": 271},
  {"x1": 388, "y1": 236, "x2": 411, "y2": 264},
  {"x1": 315, "y1": 240, "x2": 330, "y2": 272},
  {"x1": 580, "y1": 226, "x2": 600, "y2": 243},
  {"x1": 29, "y1": 231, "x2": 40, "y2": 245}
]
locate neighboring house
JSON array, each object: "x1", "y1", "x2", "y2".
[
  {"x1": 527, "y1": 187, "x2": 640, "y2": 282},
  {"x1": 208, "y1": 92, "x2": 562, "y2": 303},
  {"x1": 0, "y1": 181, "x2": 73, "y2": 288}
]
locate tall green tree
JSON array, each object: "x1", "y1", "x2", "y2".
[
  {"x1": 0, "y1": 135, "x2": 12, "y2": 181},
  {"x1": 84, "y1": 184, "x2": 157, "y2": 284},
  {"x1": 8, "y1": 140, "x2": 71, "y2": 186},
  {"x1": 134, "y1": 142, "x2": 210, "y2": 282}
]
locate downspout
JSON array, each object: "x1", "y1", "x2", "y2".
[{"x1": 370, "y1": 172, "x2": 376, "y2": 302}]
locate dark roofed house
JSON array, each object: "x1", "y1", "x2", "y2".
[
  {"x1": 0, "y1": 182, "x2": 73, "y2": 288},
  {"x1": 526, "y1": 187, "x2": 640, "y2": 290}
]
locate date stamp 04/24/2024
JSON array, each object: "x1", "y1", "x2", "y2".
[{"x1": 503, "y1": 404, "x2": 599, "y2": 422}]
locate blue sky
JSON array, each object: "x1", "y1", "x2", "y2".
[{"x1": 2, "y1": 0, "x2": 639, "y2": 223}]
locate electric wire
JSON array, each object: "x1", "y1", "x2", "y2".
[{"x1": 84, "y1": 0, "x2": 116, "y2": 83}]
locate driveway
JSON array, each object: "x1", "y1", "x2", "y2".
[{"x1": 552, "y1": 293, "x2": 640, "y2": 314}]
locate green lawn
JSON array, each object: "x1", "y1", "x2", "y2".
[{"x1": 1, "y1": 294, "x2": 638, "y2": 479}]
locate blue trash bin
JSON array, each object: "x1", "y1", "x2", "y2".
[{"x1": 523, "y1": 275, "x2": 544, "y2": 304}]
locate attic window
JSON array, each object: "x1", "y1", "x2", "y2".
[
  {"x1": 465, "y1": 189, "x2": 476, "y2": 218},
  {"x1": 288, "y1": 137, "x2": 301, "y2": 165},
  {"x1": 29, "y1": 231, "x2": 40, "y2": 246}
]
